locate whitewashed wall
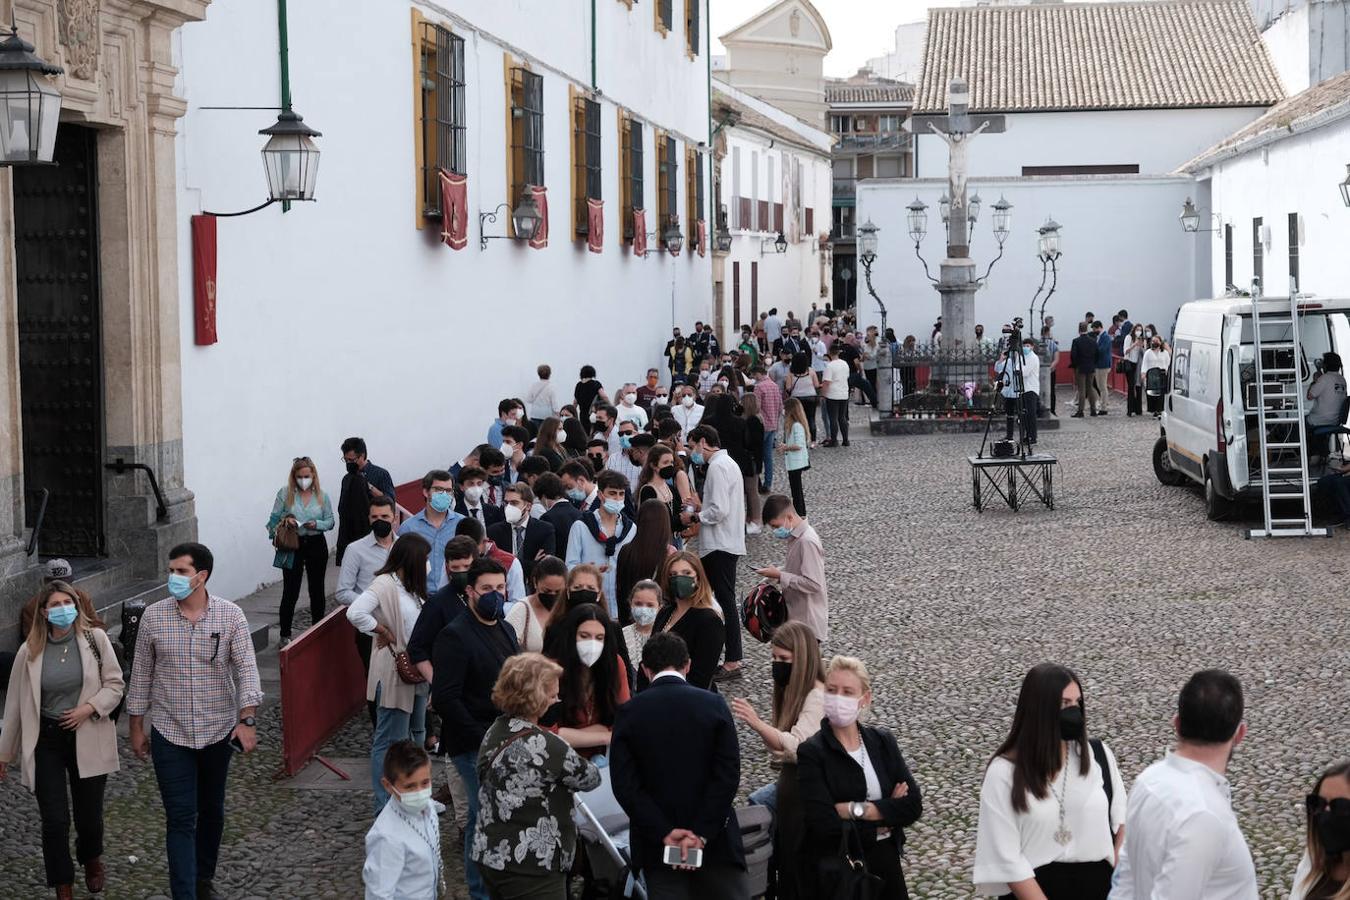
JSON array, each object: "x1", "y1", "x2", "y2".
[
  {"x1": 915, "y1": 108, "x2": 1267, "y2": 179},
  {"x1": 175, "y1": 0, "x2": 712, "y2": 598},
  {"x1": 855, "y1": 176, "x2": 1204, "y2": 343},
  {"x1": 1201, "y1": 116, "x2": 1350, "y2": 299}
]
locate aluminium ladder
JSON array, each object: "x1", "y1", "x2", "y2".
[{"x1": 1247, "y1": 281, "x2": 1327, "y2": 538}]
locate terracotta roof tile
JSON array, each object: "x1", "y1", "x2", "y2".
[{"x1": 825, "y1": 81, "x2": 915, "y2": 105}]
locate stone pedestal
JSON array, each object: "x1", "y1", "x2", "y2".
[
  {"x1": 876, "y1": 341, "x2": 894, "y2": 413},
  {"x1": 937, "y1": 258, "x2": 980, "y2": 350}
]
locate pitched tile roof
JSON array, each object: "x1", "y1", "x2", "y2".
[
  {"x1": 1181, "y1": 69, "x2": 1350, "y2": 171},
  {"x1": 915, "y1": 0, "x2": 1284, "y2": 114},
  {"x1": 825, "y1": 80, "x2": 915, "y2": 105}
]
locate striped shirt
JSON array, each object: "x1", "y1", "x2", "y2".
[
  {"x1": 126, "y1": 596, "x2": 264, "y2": 749},
  {"x1": 754, "y1": 376, "x2": 784, "y2": 432}
]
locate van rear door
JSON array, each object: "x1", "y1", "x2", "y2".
[{"x1": 1222, "y1": 314, "x2": 1249, "y2": 492}]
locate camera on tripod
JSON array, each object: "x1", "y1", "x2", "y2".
[{"x1": 1001, "y1": 317, "x2": 1024, "y2": 336}]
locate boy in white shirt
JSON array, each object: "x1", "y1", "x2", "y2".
[{"x1": 364, "y1": 741, "x2": 443, "y2": 900}]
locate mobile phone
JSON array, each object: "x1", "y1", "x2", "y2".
[
  {"x1": 229, "y1": 735, "x2": 245, "y2": 753},
  {"x1": 662, "y1": 845, "x2": 703, "y2": 868}
]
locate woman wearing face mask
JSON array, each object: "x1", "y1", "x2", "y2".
[
  {"x1": 532, "y1": 416, "x2": 568, "y2": 472},
  {"x1": 731, "y1": 622, "x2": 826, "y2": 900},
  {"x1": 972, "y1": 663, "x2": 1125, "y2": 900},
  {"x1": 541, "y1": 605, "x2": 631, "y2": 757},
  {"x1": 638, "y1": 445, "x2": 694, "y2": 546},
  {"x1": 615, "y1": 499, "x2": 675, "y2": 625},
  {"x1": 505, "y1": 555, "x2": 567, "y2": 653},
  {"x1": 1291, "y1": 761, "x2": 1350, "y2": 899},
  {"x1": 474, "y1": 653, "x2": 602, "y2": 898},
  {"x1": 345, "y1": 534, "x2": 433, "y2": 815},
  {"x1": 621, "y1": 580, "x2": 663, "y2": 664},
  {"x1": 786, "y1": 353, "x2": 822, "y2": 445},
  {"x1": 266, "y1": 456, "x2": 334, "y2": 647},
  {"x1": 1121, "y1": 325, "x2": 1147, "y2": 417},
  {"x1": 0, "y1": 582, "x2": 124, "y2": 899},
  {"x1": 645, "y1": 551, "x2": 724, "y2": 691},
  {"x1": 1141, "y1": 336, "x2": 1172, "y2": 419},
  {"x1": 798, "y1": 656, "x2": 923, "y2": 900},
  {"x1": 560, "y1": 416, "x2": 590, "y2": 458}
]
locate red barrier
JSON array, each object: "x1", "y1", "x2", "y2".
[
  {"x1": 394, "y1": 480, "x2": 425, "y2": 515},
  {"x1": 279, "y1": 607, "x2": 367, "y2": 777}
]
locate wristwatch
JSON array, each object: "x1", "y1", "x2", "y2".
[
  {"x1": 850, "y1": 801, "x2": 867, "y2": 820},
  {"x1": 238, "y1": 716, "x2": 257, "y2": 728}
]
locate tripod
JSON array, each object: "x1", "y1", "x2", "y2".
[{"x1": 978, "y1": 332, "x2": 1032, "y2": 460}]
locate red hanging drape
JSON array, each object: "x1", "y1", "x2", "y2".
[
  {"x1": 439, "y1": 170, "x2": 468, "y2": 250},
  {"x1": 586, "y1": 198, "x2": 604, "y2": 254},
  {"x1": 528, "y1": 185, "x2": 549, "y2": 249},
  {"x1": 632, "y1": 208, "x2": 647, "y2": 257},
  {"x1": 697, "y1": 219, "x2": 707, "y2": 258},
  {"x1": 191, "y1": 214, "x2": 218, "y2": 346}
]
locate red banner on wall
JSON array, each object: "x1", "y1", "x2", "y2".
[
  {"x1": 632, "y1": 208, "x2": 647, "y2": 257},
  {"x1": 439, "y1": 170, "x2": 468, "y2": 250},
  {"x1": 279, "y1": 607, "x2": 367, "y2": 777},
  {"x1": 586, "y1": 198, "x2": 604, "y2": 254},
  {"x1": 697, "y1": 219, "x2": 707, "y2": 257},
  {"x1": 191, "y1": 215, "x2": 218, "y2": 346},
  {"x1": 528, "y1": 185, "x2": 549, "y2": 249}
]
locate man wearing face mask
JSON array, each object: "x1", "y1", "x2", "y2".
[
  {"x1": 565, "y1": 471, "x2": 637, "y2": 619},
  {"x1": 672, "y1": 386, "x2": 705, "y2": 442},
  {"x1": 754, "y1": 495, "x2": 828, "y2": 643},
  {"x1": 1109, "y1": 669, "x2": 1256, "y2": 900},
  {"x1": 560, "y1": 460, "x2": 601, "y2": 512},
  {"x1": 336, "y1": 437, "x2": 396, "y2": 565},
  {"x1": 617, "y1": 384, "x2": 650, "y2": 430},
  {"x1": 487, "y1": 483, "x2": 556, "y2": 586},
  {"x1": 431, "y1": 558, "x2": 518, "y2": 900},
  {"x1": 537, "y1": 473, "x2": 583, "y2": 562},
  {"x1": 606, "y1": 423, "x2": 643, "y2": 490},
  {"x1": 126, "y1": 543, "x2": 262, "y2": 900},
  {"x1": 636, "y1": 368, "x2": 664, "y2": 412},
  {"x1": 399, "y1": 470, "x2": 465, "y2": 593},
  {"x1": 592, "y1": 404, "x2": 622, "y2": 457},
  {"x1": 487, "y1": 398, "x2": 522, "y2": 448},
  {"x1": 454, "y1": 467, "x2": 505, "y2": 528},
  {"x1": 687, "y1": 425, "x2": 747, "y2": 680},
  {"x1": 337, "y1": 497, "x2": 398, "y2": 725}
]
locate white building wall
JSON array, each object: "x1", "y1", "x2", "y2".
[
  {"x1": 175, "y1": 0, "x2": 712, "y2": 599},
  {"x1": 914, "y1": 108, "x2": 1268, "y2": 179},
  {"x1": 1201, "y1": 115, "x2": 1350, "y2": 299},
  {"x1": 1262, "y1": 4, "x2": 1313, "y2": 93},
  {"x1": 856, "y1": 176, "x2": 1202, "y2": 342}
]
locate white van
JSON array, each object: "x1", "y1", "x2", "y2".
[{"x1": 1153, "y1": 295, "x2": 1350, "y2": 518}]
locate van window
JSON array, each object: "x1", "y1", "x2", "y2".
[{"x1": 1233, "y1": 311, "x2": 1348, "y2": 410}]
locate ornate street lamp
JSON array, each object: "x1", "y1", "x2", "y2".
[
  {"x1": 1340, "y1": 164, "x2": 1350, "y2": 208},
  {"x1": 906, "y1": 197, "x2": 928, "y2": 244},
  {"x1": 0, "y1": 22, "x2": 62, "y2": 165},
  {"x1": 714, "y1": 230, "x2": 733, "y2": 252},
  {"x1": 991, "y1": 196, "x2": 1012, "y2": 245},
  {"x1": 1037, "y1": 217, "x2": 1062, "y2": 260},
  {"x1": 938, "y1": 192, "x2": 951, "y2": 225},
  {"x1": 967, "y1": 192, "x2": 982, "y2": 225},
  {"x1": 1179, "y1": 196, "x2": 1201, "y2": 233},
  {"x1": 1032, "y1": 218, "x2": 1063, "y2": 332},
  {"x1": 662, "y1": 220, "x2": 684, "y2": 255},
  {"x1": 760, "y1": 230, "x2": 787, "y2": 256},
  {"x1": 510, "y1": 193, "x2": 542, "y2": 242},
  {"x1": 857, "y1": 218, "x2": 879, "y2": 263},
  {"x1": 259, "y1": 109, "x2": 321, "y2": 202}
]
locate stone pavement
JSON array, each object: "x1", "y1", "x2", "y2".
[{"x1": 2, "y1": 396, "x2": 1347, "y2": 898}]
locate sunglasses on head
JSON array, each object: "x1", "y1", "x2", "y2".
[{"x1": 1306, "y1": 794, "x2": 1350, "y2": 816}]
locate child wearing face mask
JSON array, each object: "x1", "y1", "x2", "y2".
[
  {"x1": 621, "y1": 581, "x2": 663, "y2": 663},
  {"x1": 364, "y1": 740, "x2": 443, "y2": 899}
]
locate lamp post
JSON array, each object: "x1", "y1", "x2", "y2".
[
  {"x1": 1178, "y1": 196, "x2": 1219, "y2": 233},
  {"x1": 1340, "y1": 164, "x2": 1350, "y2": 208},
  {"x1": 662, "y1": 220, "x2": 685, "y2": 255},
  {"x1": 1030, "y1": 217, "x2": 1063, "y2": 333},
  {"x1": 0, "y1": 21, "x2": 63, "y2": 165},
  {"x1": 856, "y1": 218, "x2": 894, "y2": 412}
]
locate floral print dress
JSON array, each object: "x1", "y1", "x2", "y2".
[{"x1": 471, "y1": 716, "x2": 602, "y2": 876}]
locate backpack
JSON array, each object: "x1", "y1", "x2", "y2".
[{"x1": 740, "y1": 581, "x2": 787, "y2": 643}]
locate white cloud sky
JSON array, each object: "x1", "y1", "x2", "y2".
[{"x1": 710, "y1": 0, "x2": 936, "y2": 78}]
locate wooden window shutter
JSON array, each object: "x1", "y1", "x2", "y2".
[
  {"x1": 504, "y1": 56, "x2": 520, "y2": 237},
  {"x1": 686, "y1": 146, "x2": 697, "y2": 244}
]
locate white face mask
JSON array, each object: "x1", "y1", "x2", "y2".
[
  {"x1": 500, "y1": 442, "x2": 515, "y2": 455},
  {"x1": 504, "y1": 504, "x2": 525, "y2": 525},
  {"x1": 464, "y1": 485, "x2": 484, "y2": 504},
  {"x1": 576, "y1": 638, "x2": 605, "y2": 668},
  {"x1": 681, "y1": 396, "x2": 695, "y2": 408},
  {"x1": 590, "y1": 414, "x2": 600, "y2": 425},
  {"x1": 623, "y1": 393, "x2": 638, "y2": 405},
  {"x1": 395, "y1": 786, "x2": 433, "y2": 813},
  {"x1": 822, "y1": 693, "x2": 861, "y2": 728},
  {"x1": 654, "y1": 396, "x2": 669, "y2": 406},
  {"x1": 296, "y1": 476, "x2": 313, "y2": 491},
  {"x1": 556, "y1": 428, "x2": 568, "y2": 443}
]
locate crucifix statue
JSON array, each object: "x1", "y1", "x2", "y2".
[{"x1": 926, "y1": 77, "x2": 1004, "y2": 260}]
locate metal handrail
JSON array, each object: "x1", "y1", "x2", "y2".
[
  {"x1": 104, "y1": 459, "x2": 169, "y2": 521},
  {"x1": 25, "y1": 488, "x2": 49, "y2": 556}
]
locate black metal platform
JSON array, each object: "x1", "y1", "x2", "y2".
[{"x1": 968, "y1": 453, "x2": 1058, "y2": 512}]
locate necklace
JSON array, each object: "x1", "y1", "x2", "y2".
[
  {"x1": 393, "y1": 804, "x2": 445, "y2": 897},
  {"x1": 1052, "y1": 764, "x2": 1073, "y2": 846}
]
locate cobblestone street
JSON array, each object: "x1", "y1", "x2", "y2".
[{"x1": 3, "y1": 402, "x2": 1347, "y2": 898}]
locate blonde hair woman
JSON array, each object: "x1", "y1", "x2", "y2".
[
  {"x1": 797, "y1": 656, "x2": 923, "y2": 900},
  {"x1": 648, "y1": 551, "x2": 724, "y2": 690},
  {"x1": 781, "y1": 398, "x2": 812, "y2": 517},
  {"x1": 473, "y1": 654, "x2": 601, "y2": 899},
  {"x1": 731, "y1": 622, "x2": 827, "y2": 900},
  {"x1": 0, "y1": 581, "x2": 124, "y2": 898},
  {"x1": 266, "y1": 455, "x2": 335, "y2": 646}
]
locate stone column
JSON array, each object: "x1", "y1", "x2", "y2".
[{"x1": 938, "y1": 257, "x2": 980, "y2": 353}]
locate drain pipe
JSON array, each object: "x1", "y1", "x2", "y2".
[
  {"x1": 277, "y1": 0, "x2": 292, "y2": 212},
  {"x1": 591, "y1": 0, "x2": 597, "y2": 91}
]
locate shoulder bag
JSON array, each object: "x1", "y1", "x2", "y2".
[
  {"x1": 393, "y1": 648, "x2": 425, "y2": 685},
  {"x1": 816, "y1": 821, "x2": 883, "y2": 900},
  {"x1": 273, "y1": 516, "x2": 299, "y2": 552},
  {"x1": 83, "y1": 629, "x2": 126, "y2": 722}
]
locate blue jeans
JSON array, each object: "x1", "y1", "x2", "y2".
[
  {"x1": 370, "y1": 681, "x2": 428, "y2": 815},
  {"x1": 761, "y1": 430, "x2": 777, "y2": 490},
  {"x1": 452, "y1": 751, "x2": 489, "y2": 900},
  {"x1": 749, "y1": 781, "x2": 778, "y2": 818},
  {"x1": 149, "y1": 728, "x2": 233, "y2": 900}
]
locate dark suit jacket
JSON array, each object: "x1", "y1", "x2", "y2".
[
  {"x1": 430, "y1": 613, "x2": 519, "y2": 755},
  {"x1": 455, "y1": 499, "x2": 505, "y2": 528},
  {"x1": 542, "y1": 501, "x2": 583, "y2": 562},
  {"x1": 487, "y1": 518, "x2": 556, "y2": 581},
  {"x1": 1070, "y1": 334, "x2": 1099, "y2": 374},
  {"x1": 796, "y1": 723, "x2": 922, "y2": 853},
  {"x1": 406, "y1": 585, "x2": 464, "y2": 665},
  {"x1": 610, "y1": 675, "x2": 744, "y2": 873}
]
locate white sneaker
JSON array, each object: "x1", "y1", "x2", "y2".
[{"x1": 746, "y1": 522, "x2": 763, "y2": 535}]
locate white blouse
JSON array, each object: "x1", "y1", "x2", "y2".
[
  {"x1": 973, "y1": 743, "x2": 1127, "y2": 896},
  {"x1": 363, "y1": 798, "x2": 441, "y2": 899},
  {"x1": 348, "y1": 576, "x2": 423, "y2": 647}
]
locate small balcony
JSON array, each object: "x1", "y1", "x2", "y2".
[
  {"x1": 833, "y1": 177, "x2": 857, "y2": 199},
  {"x1": 835, "y1": 132, "x2": 911, "y2": 153}
]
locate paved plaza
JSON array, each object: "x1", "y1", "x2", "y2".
[{"x1": 2, "y1": 402, "x2": 1347, "y2": 898}]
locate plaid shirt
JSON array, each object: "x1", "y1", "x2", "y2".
[
  {"x1": 755, "y1": 376, "x2": 784, "y2": 432},
  {"x1": 126, "y1": 595, "x2": 264, "y2": 749}
]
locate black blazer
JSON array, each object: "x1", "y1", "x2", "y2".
[
  {"x1": 541, "y1": 501, "x2": 583, "y2": 562},
  {"x1": 1070, "y1": 334, "x2": 1099, "y2": 374},
  {"x1": 406, "y1": 585, "x2": 464, "y2": 665},
  {"x1": 455, "y1": 499, "x2": 505, "y2": 528},
  {"x1": 487, "y1": 518, "x2": 557, "y2": 581},
  {"x1": 641, "y1": 606, "x2": 725, "y2": 691},
  {"x1": 430, "y1": 614, "x2": 519, "y2": 756},
  {"x1": 610, "y1": 675, "x2": 745, "y2": 873},
  {"x1": 796, "y1": 723, "x2": 922, "y2": 852}
]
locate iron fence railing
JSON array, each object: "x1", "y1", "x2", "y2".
[{"x1": 888, "y1": 343, "x2": 1005, "y2": 416}]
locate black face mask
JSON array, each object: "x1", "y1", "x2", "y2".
[
  {"x1": 569, "y1": 588, "x2": 599, "y2": 607},
  {"x1": 370, "y1": 520, "x2": 393, "y2": 539},
  {"x1": 448, "y1": 571, "x2": 470, "y2": 592},
  {"x1": 537, "y1": 591, "x2": 560, "y2": 611},
  {"x1": 771, "y1": 661, "x2": 792, "y2": 688},
  {"x1": 345, "y1": 461, "x2": 360, "y2": 475},
  {"x1": 1310, "y1": 796, "x2": 1350, "y2": 856},
  {"x1": 659, "y1": 465, "x2": 677, "y2": 480},
  {"x1": 588, "y1": 455, "x2": 605, "y2": 468},
  {"x1": 1059, "y1": 705, "x2": 1085, "y2": 741}
]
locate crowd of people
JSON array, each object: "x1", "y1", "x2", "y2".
[{"x1": 1, "y1": 315, "x2": 1345, "y2": 900}]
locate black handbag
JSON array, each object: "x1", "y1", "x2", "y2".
[{"x1": 817, "y1": 821, "x2": 883, "y2": 900}]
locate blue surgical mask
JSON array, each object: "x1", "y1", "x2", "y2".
[
  {"x1": 167, "y1": 573, "x2": 194, "y2": 601},
  {"x1": 690, "y1": 451, "x2": 705, "y2": 465},
  {"x1": 772, "y1": 526, "x2": 793, "y2": 539},
  {"x1": 566, "y1": 488, "x2": 587, "y2": 502},
  {"x1": 619, "y1": 435, "x2": 633, "y2": 449},
  {"x1": 46, "y1": 605, "x2": 78, "y2": 628},
  {"x1": 602, "y1": 498, "x2": 625, "y2": 515},
  {"x1": 429, "y1": 491, "x2": 453, "y2": 513},
  {"x1": 473, "y1": 590, "x2": 505, "y2": 621}
]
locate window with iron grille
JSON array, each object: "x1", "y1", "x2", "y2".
[
  {"x1": 419, "y1": 22, "x2": 466, "y2": 218},
  {"x1": 1287, "y1": 212, "x2": 1299, "y2": 292},
  {"x1": 621, "y1": 116, "x2": 644, "y2": 241},
  {"x1": 1252, "y1": 217, "x2": 1264, "y2": 289},
  {"x1": 572, "y1": 95, "x2": 602, "y2": 237},
  {"x1": 658, "y1": 134, "x2": 677, "y2": 247},
  {"x1": 1224, "y1": 224, "x2": 1233, "y2": 289},
  {"x1": 656, "y1": 0, "x2": 673, "y2": 33},
  {"x1": 510, "y1": 67, "x2": 545, "y2": 202},
  {"x1": 686, "y1": 0, "x2": 700, "y2": 54}
]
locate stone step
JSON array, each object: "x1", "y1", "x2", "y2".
[{"x1": 63, "y1": 556, "x2": 136, "y2": 599}]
